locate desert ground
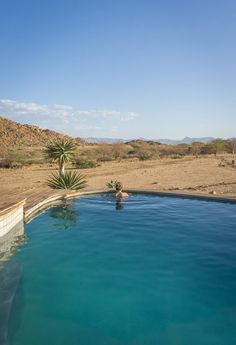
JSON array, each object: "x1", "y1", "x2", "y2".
[{"x1": 1, "y1": 154, "x2": 236, "y2": 211}]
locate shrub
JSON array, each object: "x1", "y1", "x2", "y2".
[
  {"x1": 10, "y1": 162, "x2": 23, "y2": 169},
  {"x1": 94, "y1": 143, "x2": 129, "y2": 162},
  {"x1": 170, "y1": 154, "x2": 183, "y2": 159},
  {"x1": 0, "y1": 158, "x2": 23, "y2": 169},
  {"x1": 0, "y1": 158, "x2": 12, "y2": 168},
  {"x1": 138, "y1": 153, "x2": 153, "y2": 161},
  {"x1": 47, "y1": 171, "x2": 87, "y2": 190},
  {"x1": 128, "y1": 149, "x2": 136, "y2": 156},
  {"x1": 74, "y1": 158, "x2": 99, "y2": 169},
  {"x1": 106, "y1": 179, "x2": 119, "y2": 189}
]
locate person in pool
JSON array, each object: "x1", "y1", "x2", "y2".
[{"x1": 114, "y1": 182, "x2": 129, "y2": 199}]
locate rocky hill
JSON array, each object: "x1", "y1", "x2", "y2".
[{"x1": 0, "y1": 116, "x2": 86, "y2": 150}]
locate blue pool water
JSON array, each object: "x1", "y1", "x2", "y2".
[{"x1": 3, "y1": 194, "x2": 236, "y2": 344}]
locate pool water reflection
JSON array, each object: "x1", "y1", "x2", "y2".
[{"x1": 1, "y1": 194, "x2": 236, "y2": 345}]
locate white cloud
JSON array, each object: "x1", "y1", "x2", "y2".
[
  {"x1": 0, "y1": 99, "x2": 74, "y2": 122},
  {"x1": 0, "y1": 99, "x2": 138, "y2": 136}
]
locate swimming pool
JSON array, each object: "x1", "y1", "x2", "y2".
[{"x1": 2, "y1": 193, "x2": 236, "y2": 345}]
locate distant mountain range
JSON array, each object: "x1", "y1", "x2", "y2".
[
  {"x1": 85, "y1": 137, "x2": 125, "y2": 144},
  {"x1": 156, "y1": 137, "x2": 215, "y2": 145},
  {"x1": 1, "y1": 116, "x2": 234, "y2": 150},
  {"x1": 85, "y1": 136, "x2": 216, "y2": 145}
]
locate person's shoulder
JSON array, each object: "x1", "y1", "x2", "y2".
[{"x1": 122, "y1": 192, "x2": 129, "y2": 197}]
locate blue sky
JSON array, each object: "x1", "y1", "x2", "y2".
[{"x1": 0, "y1": 0, "x2": 235, "y2": 139}]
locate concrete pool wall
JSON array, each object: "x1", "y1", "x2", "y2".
[{"x1": 0, "y1": 200, "x2": 25, "y2": 239}]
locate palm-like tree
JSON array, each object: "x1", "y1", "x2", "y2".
[
  {"x1": 45, "y1": 140, "x2": 76, "y2": 174},
  {"x1": 50, "y1": 202, "x2": 77, "y2": 229}
]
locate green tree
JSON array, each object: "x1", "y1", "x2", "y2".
[
  {"x1": 45, "y1": 140, "x2": 76, "y2": 174},
  {"x1": 228, "y1": 139, "x2": 236, "y2": 154},
  {"x1": 211, "y1": 139, "x2": 228, "y2": 156},
  {"x1": 190, "y1": 142, "x2": 205, "y2": 157}
]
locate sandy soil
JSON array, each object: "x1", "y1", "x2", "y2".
[{"x1": 1, "y1": 155, "x2": 236, "y2": 210}]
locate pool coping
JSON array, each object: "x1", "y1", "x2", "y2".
[
  {"x1": 126, "y1": 189, "x2": 236, "y2": 202},
  {"x1": 1, "y1": 189, "x2": 236, "y2": 236},
  {"x1": 24, "y1": 189, "x2": 236, "y2": 222}
]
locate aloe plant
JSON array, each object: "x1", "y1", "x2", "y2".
[
  {"x1": 47, "y1": 171, "x2": 87, "y2": 190},
  {"x1": 45, "y1": 140, "x2": 76, "y2": 174},
  {"x1": 106, "y1": 179, "x2": 119, "y2": 189}
]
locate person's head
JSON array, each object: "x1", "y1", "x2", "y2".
[{"x1": 115, "y1": 181, "x2": 123, "y2": 191}]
